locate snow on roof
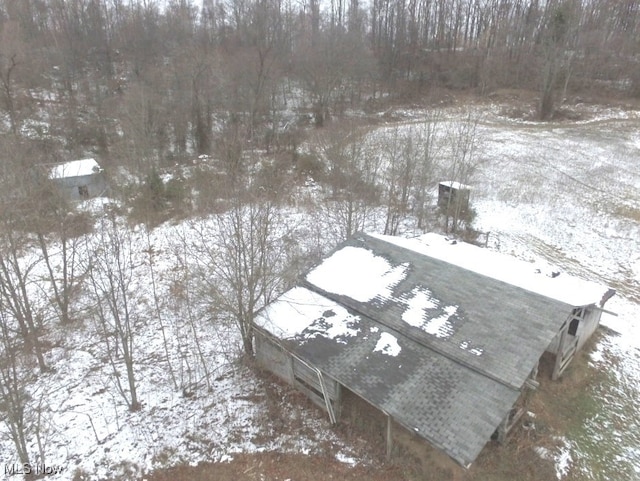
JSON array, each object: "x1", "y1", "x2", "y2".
[
  {"x1": 254, "y1": 286, "x2": 360, "y2": 343},
  {"x1": 401, "y1": 287, "x2": 458, "y2": 339},
  {"x1": 439, "y1": 180, "x2": 472, "y2": 190},
  {"x1": 373, "y1": 332, "x2": 401, "y2": 357},
  {"x1": 305, "y1": 246, "x2": 409, "y2": 303},
  {"x1": 50, "y1": 158, "x2": 102, "y2": 179},
  {"x1": 256, "y1": 233, "x2": 588, "y2": 467},
  {"x1": 370, "y1": 233, "x2": 609, "y2": 307}
]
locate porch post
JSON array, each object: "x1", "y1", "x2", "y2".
[{"x1": 386, "y1": 414, "x2": 393, "y2": 460}]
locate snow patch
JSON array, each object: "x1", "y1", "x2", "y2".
[
  {"x1": 335, "y1": 451, "x2": 358, "y2": 466},
  {"x1": 535, "y1": 437, "x2": 574, "y2": 479},
  {"x1": 373, "y1": 233, "x2": 609, "y2": 307},
  {"x1": 50, "y1": 158, "x2": 102, "y2": 179},
  {"x1": 306, "y1": 246, "x2": 408, "y2": 303},
  {"x1": 373, "y1": 332, "x2": 401, "y2": 357},
  {"x1": 401, "y1": 287, "x2": 438, "y2": 327},
  {"x1": 423, "y1": 305, "x2": 458, "y2": 338},
  {"x1": 303, "y1": 308, "x2": 361, "y2": 345},
  {"x1": 459, "y1": 340, "x2": 484, "y2": 356},
  {"x1": 254, "y1": 287, "x2": 358, "y2": 341},
  {"x1": 400, "y1": 287, "x2": 459, "y2": 340}
]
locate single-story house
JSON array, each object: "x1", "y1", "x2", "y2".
[
  {"x1": 49, "y1": 158, "x2": 107, "y2": 200},
  {"x1": 253, "y1": 232, "x2": 615, "y2": 468}
]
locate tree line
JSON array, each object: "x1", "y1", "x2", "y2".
[{"x1": 0, "y1": 0, "x2": 638, "y2": 166}]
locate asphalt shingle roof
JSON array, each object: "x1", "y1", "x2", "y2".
[{"x1": 255, "y1": 233, "x2": 593, "y2": 466}]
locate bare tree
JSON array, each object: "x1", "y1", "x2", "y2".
[
  {"x1": 411, "y1": 111, "x2": 443, "y2": 230},
  {"x1": 86, "y1": 210, "x2": 141, "y2": 411},
  {"x1": 294, "y1": 26, "x2": 374, "y2": 127},
  {"x1": 0, "y1": 307, "x2": 33, "y2": 466},
  {"x1": 313, "y1": 123, "x2": 379, "y2": 242},
  {"x1": 443, "y1": 110, "x2": 482, "y2": 233},
  {"x1": 167, "y1": 225, "x2": 227, "y2": 394},
  {"x1": 190, "y1": 192, "x2": 294, "y2": 356},
  {"x1": 218, "y1": 197, "x2": 286, "y2": 355},
  {"x1": 376, "y1": 122, "x2": 442, "y2": 235},
  {"x1": 0, "y1": 226, "x2": 48, "y2": 372},
  {"x1": 34, "y1": 187, "x2": 90, "y2": 325},
  {"x1": 225, "y1": 0, "x2": 290, "y2": 139},
  {"x1": 0, "y1": 19, "x2": 30, "y2": 135},
  {"x1": 382, "y1": 127, "x2": 417, "y2": 235},
  {"x1": 539, "y1": 2, "x2": 576, "y2": 120},
  {"x1": 142, "y1": 226, "x2": 177, "y2": 390}
]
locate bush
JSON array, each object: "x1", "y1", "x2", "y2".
[
  {"x1": 129, "y1": 169, "x2": 189, "y2": 225},
  {"x1": 294, "y1": 153, "x2": 325, "y2": 182},
  {"x1": 144, "y1": 169, "x2": 168, "y2": 212}
]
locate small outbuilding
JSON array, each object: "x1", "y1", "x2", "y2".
[
  {"x1": 438, "y1": 181, "x2": 471, "y2": 213},
  {"x1": 49, "y1": 158, "x2": 107, "y2": 200},
  {"x1": 253, "y1": 233, "x2": 614, "y2": 469}
]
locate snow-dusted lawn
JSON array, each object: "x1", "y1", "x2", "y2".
[{"x1": 469, "y1": 109, "x2": 640, "y2": 480}]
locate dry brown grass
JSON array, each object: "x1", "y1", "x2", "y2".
[
  {"x1": 612, "y1": 204, "x2": 640, "y2": 223},
  {"x1": 144, "y1": 452, "x2": 405, "y2": 481}
]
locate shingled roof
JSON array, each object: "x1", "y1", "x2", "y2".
[{"x1": 254, "y1": 233, "x2": 609, "y2": 467}]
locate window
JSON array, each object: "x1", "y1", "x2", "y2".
[
  {"x1": 78, "y1": 185, "x2": 89, "y2": 198},
  {"x1": 568, "y1": 318, "x2": 579, "y2": 336}
]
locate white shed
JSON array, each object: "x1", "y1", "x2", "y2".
[{"x1": 49, "y1": 158, "x2": 107, "y2": 200}]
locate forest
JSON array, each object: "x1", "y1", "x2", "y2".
[
  {"x1": 1, "y1": 1, "x2": 639, "y2": 480},
  {"x1": 0, "y1": 0, "x2": 639, "y2": 161}
]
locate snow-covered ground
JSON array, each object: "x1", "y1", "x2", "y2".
[
  {"x1": 0, "y1": 209, "x2": 368, "y2": 480},
  {"x1": 2, "y1": 104, "x2": 638, "y2": 480},
  {"x1": 469, "y1": 110, "x2": 640, "y2": 480}
]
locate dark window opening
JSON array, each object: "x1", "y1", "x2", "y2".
[
  {"x1": 78, "y1": 185, "x2": 89, "y2": 198},
  {"x1": 294, "y1": 375, "x2": 324, "y2": 399},
  {"x1": 568, "y1": 318, "x2": 580, "y2": 336}
]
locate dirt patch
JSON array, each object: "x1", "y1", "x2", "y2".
[
  {"x1": 612, "y1": 204, "x2": 640, "y2": 223},
  {"x1": 143, "y1": 452, "x2": 404, "y2": 481}
]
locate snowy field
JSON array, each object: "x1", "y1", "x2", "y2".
[
  {"x1": 358, "y1": 104, "x2": 640, "y2": 479},
  {"x1": 471, "y1": 109, "x2": 640, "y2": 480},
  {"x1": 2, "y1": 105, "x2": 639, "y2": 481}
]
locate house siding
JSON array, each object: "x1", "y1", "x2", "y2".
[
  {"x1": 53, "y1": 172, "x2": 107, "y2": 200},
  {"x1": 255, "y1": 330, "x2": 293, "y2": 384},
  {"x1": 255, "y1": 329, "x2": 341, "y2": 416}
]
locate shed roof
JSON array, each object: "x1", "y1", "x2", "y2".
[
  {"x1": 439, "y1": 180, "x2": 472, "y2": 190},
  {"x1": 254, "y1": 233, "x2": 611, "y2": 467},
  {"x1": 50, "y1": 158, "x2": 102, "y2": 179},
  {"x1": 371, "y1": 233, "x2": 606, "y2": 307}
]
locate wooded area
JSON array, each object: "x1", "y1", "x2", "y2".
[{"x1": 0, "y1": 0, "x2": 639, "y2": 162}]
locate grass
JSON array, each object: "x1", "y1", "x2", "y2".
[
  {"x1": 565, "y1": 351, "x2": 640, "y2": 481},
  {"x1": 525, "y1": 333, "x2": 640, "y2": 481},
  {"x1": 612, "y1": 204, "x2": 640, "y2": 223}
]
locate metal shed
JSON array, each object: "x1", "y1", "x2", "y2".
[
  {"x1": 49, "y1": 158, "x2": 108, "y2": 200},
  {"x1": 253, "y1": 233, "x2": 614, "y2": 468}
]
